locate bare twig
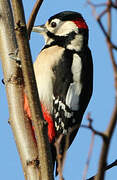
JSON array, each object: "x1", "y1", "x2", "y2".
[
  {"x1": 111, "y1": 2, "x2": 117, "y2": 8},
  {"x1": 106, "y1": 3, "x2": 117, "y2": 91},
  {"x1": 87, "y1": 1, "x2": 117, "y2": 179},
  {"x1": 82, "y1": 132, "x2": 95, "y2": 180},
  {"x1": 87, "y1": 0, "x2": 117, "y2": 50},
  {"x1": 87, "y1": 159, "x2": 117, "y2": 180},
  {"x1": 107, "y1": 0, "x2": 112, "y2": 37},
  {"x1": 87, "y1": 0, "x2": 107, "y2": 17},
  {"x1": 96, "y1": 19, "x2": 117, "y2": 50},
  {"x1": 87, "y1": 1, "x2": 107, "y2": 7},
  {"x1": 54, "y1": 134, "x2": 65, "y2": 180},
  {"x1": 81, "y1": 113, "x2": 106, "y2": 139},
  {"x1": 27, "y1": 0, "x2": 44, "y2": 39},
  {"x1": 105, "y1": 159, "x2": 117, "y2": 171},
  {"x1": 107, "y1": 42, "x2": 117, "y2": 90}
]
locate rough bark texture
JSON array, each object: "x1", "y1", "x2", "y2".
[
  {"x1": 11, "y1": 0, "x2": 54, "y2": 179},
  {"x1": 0, "y1": 1, "x2": 39, "y2": 180}
]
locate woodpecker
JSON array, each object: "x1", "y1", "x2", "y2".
[{"x1": 24, "y1": 11, "x2": 93, "y2": 174}]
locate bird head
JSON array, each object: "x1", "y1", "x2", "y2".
[{"x1": 33, "y1": 11, "x2": 89, "y2": 51}]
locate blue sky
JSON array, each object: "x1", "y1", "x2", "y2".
[{"x1": 0, "y1": 0, "x2": 117, "y2": 179}]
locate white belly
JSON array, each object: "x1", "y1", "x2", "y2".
[{"x1": 33, "y1": 45, "x2": 64, "y2": 113}]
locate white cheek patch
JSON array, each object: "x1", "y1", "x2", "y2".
[
  {"x1": 56, "y1": 21, "x2": 78, "y2": 36},
  {"x1": 66, "y1": 54, "x2": 82, "y2": 111}
]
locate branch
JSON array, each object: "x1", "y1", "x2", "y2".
[
  {"x1": 87, "y1": 1, "x2": 107, "y2": 7},
  {"x1": 27, "y1": 0, "x2": 44, "y2": 39},
  {"x1": 11, "y1": 0, "x2": 54, "y2": 179},
  {"x1": 81, "y1": 113, "x2": 106, "y2": 139},
  {"x1": 87, "y1": 159, "x2": 117, "y2": 180},
  {"x1": 85, "y1": 1, "x2": 117, "y2": 179},
  {"x1": 95, "y1": 102, "x2": 117, "y2": 180},
  {"x1": 87, "y1": 2, "x2": 117, "y2": 179},
  {"x1": 83, "y1": 132, "x2": 95, "y2": 180},
  {"x1": 54, "y1": 135, "x2": 65, "y2": 180},
  {"x1": 111, "y1": 2, "x2": 117, "y2": 8},
  {"x1": 87, "y1": 0, "x2": 117, "y2": 50},
  {"x1": 0, "y1": 1, "x2": 39, "y2": 179}
]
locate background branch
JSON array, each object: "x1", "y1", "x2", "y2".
[
  {"x1": 54, "y1": 135, "x2": 65, "y2": 180},
  {"x1": 82, "y1": 132, "x2": 95, "y2": 180},
  {"x1": 95, "y1": 102, "x2": 117, "y2": 180},
  {"x1": 27, "y1": 0, "x2": 44, "y2": 39},
  {"x1": 81, "y1": 114, "x2": 106, "y2": 139},
  {"x1": 87, "y1": 1, "x2": 117, "y2": 180},
  {"x1": 87, "y1": 159, "x2": 117, "y2": 180}
]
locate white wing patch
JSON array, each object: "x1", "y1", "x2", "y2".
[
  {"x1": 66, "y1": 53, "x2": 82, "y2": 111},
  {"x1": 66, "y1": 82, "x2": 79, "y2": 110}
]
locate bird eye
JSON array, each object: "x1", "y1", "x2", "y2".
[{"x1": 51, "y1": 22, "x2": 57, "y2": 28}]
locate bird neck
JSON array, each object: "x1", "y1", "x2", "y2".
[{"x1": 43, "y1": 30, "x2": 88, "y2": 52}]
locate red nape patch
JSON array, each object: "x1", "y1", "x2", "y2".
[
  {"x1": 72, "y1": 18, "x2": 88, "y2": 29},
  {"x1": 24, "y1": 93, "x2": 55, "y2": 142}
]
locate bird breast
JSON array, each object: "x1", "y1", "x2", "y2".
[{"x1": 33, "y1": 45, "x2": 64, "y2": 113}]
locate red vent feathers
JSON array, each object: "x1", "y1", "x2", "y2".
[{"x1": 24, "y1": 93, "x2": 55, "y2": 142}]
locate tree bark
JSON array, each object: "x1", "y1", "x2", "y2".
[
  {"x1": 0, "y1": 1, "x2": 40, "y2": 179},
  {"x1": 11, "y1": 0, "x2": 54, "y2": 179}
]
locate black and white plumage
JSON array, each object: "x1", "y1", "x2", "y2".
[{"x1": 33, "y1": 11, "x2": 93, "y2": 174}]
